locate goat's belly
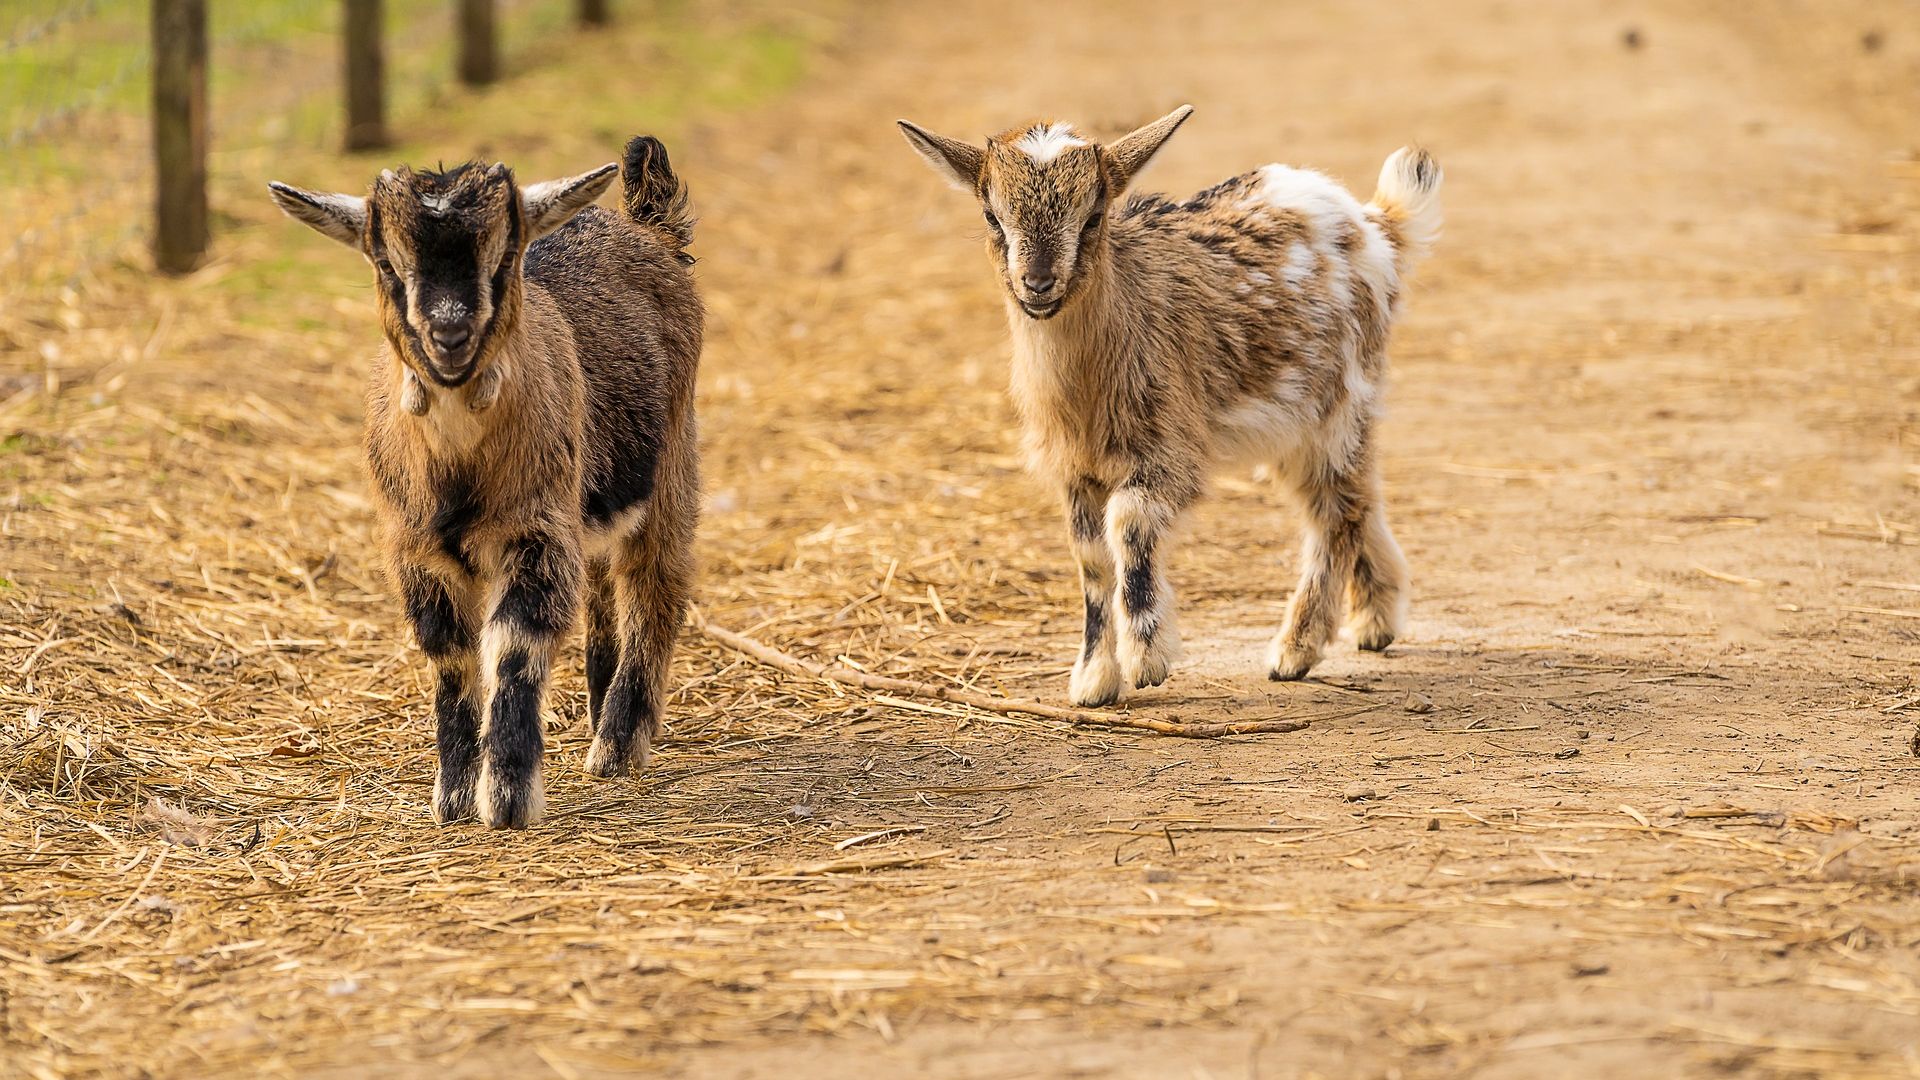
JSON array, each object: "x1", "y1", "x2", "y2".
[
  {"x1": 1213, "y1": 396, "x2": 1315, "y2": 466},
  {"x1": 581, "y1": 501, "x2": 649, "y2": 562}
]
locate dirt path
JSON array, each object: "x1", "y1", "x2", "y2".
[
  {"x1": 5, "y1": 1, "x2": 1919, "y2": 1077},
  {"x1": 665, "y1": 2, "x2": 1920, "y2": 1071}
]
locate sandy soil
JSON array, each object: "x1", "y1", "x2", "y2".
[{"x1": 4, "y1": 1, "x2": 1920, "y2": 1077}]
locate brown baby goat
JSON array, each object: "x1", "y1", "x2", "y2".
[
  {"x1": 269, "y1": 137, "x2": 701, "y2": 828},
  {"x1": 899, "y1": 107, "x2": 1441, "y2": 706}
]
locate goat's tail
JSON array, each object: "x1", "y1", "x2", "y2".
[
  {"x1": 1369, "y1": 146, "x2": 1442, "y2": 269},
  {"x1": 621, "y1": 135, "x2": 696, "y2": 261}
]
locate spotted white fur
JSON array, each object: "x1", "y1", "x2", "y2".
[{"x1": 900, "y1": 109, "x2": 1441, "y2": 702}]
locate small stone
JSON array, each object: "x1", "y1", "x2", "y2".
[
  {"x1": 1571, "y1": 961, "x2": 1609, "y2": 978},
  {"x1": 785, "y1": 805, "x2": 815, "y2": 820},
  {"x1": 1425, "y1": 818, "x2": 1440, "y2": 832},
  {"x1": 1403, "y1": 692, "x2": 1435, "y2": 715},
  {"x1": 1862, "y1": 29, "x2": 1884, "y2": 53},
  {"x1": 1576, "y1": 728, "x2": 1591, "y2": 740},
  {"x1": 1343, "y1": 783, "x2": 1378, "y2": 802},
  {"x1": 1621, "y1": 26, "x2": 1643, "y2": 49},
  {"x1": 1555, "y1": 747, "x2": 1581, "y2": 760},
  {"x1": 1145, "y1": 868, "x2": 1175, "y2": 883}
]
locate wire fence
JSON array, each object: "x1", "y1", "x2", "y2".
[{"x1": 1, "y1": 0, "x2": 603, "y2": 295}]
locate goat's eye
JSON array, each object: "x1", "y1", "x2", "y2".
[
  {"x1": 374, "y1": 255, "x2": 396, "y2": 277},
  {"x1": 1082, "y1": 212, "x2": 1104, "y2": 235},
  {"x1": 982, "y1": 209, "x2": 1002, "y2": 233}
]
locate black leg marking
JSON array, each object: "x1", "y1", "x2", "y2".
[
  {"x1": 1120, "y1": 525, "x2": 1158, "y2": 640},
  {"x1": 585, "y1": 569, "x2": 617, "y2": 731},
  {"x1": 586, "y1": 633, "x2": 616, "y2": 729},
  {"x1": 401, "y1": 565, "x2": 473, "y2": 660},
  {"x1": 493, "y1": 535, "x2": 578, "y2": 639},
  {"x1": 593, "y1": 665, "x2": 656, "y2": 775},
  {"x1": 433, "y1": 665, "x2": 480, "y2": 823},
  {"x1": 427, "y1": 466, "x2": 482, "y2": 577},
  {"x1": 1068, "y1": 478, "x2": 1105, "y2": 544},
  {"x1": 1081, "y1": 598, "x2": 1108, "y2": 661},
  {"x1": 482, "y1": 647, "x2": 546, "y2": 829}
]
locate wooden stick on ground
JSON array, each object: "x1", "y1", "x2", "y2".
[{"x1": 690, "y1": 616, "x2": 1311, "y2": 738}]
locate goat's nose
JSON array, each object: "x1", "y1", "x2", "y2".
[
  {"x1": 430, "y1": 322, "x2": 471, "y2": 352},
  {"x1": 1023, "y1": 272, "x2": 1057, "y2": 296}
]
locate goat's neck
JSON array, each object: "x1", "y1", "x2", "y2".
[
  {"x1": 389, "y1": 346, "x2": 512, "y2": 459},
  {"x1": 1009, "y1": 254, "x2": 1122, "y2": 393}
]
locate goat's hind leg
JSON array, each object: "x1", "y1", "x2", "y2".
[
  {"x1": 1064, "y1": 478, "x2": 1121, "y2": 707},
  {"x1": 1348, "y1": 496, "x2": 1408, "y2": 653},
  {"x1": 584, "y1": 562, "x2": 617, "y2": 732},
  {"x1": 587, "y1": 500, "x2": 693, "y2": 778},
  {"x1": 1268, "y1": 460, "x2": 1369, "y2": 681}
]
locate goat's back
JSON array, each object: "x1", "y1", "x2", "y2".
[{"x1": 524, "y1": 206, "x2": 703, "y2": 528}]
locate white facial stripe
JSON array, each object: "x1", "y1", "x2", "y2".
[{"x1": 1015, "y1": 123, "x2": 1087, "y2": 166}]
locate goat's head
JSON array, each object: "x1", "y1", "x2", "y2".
[
  {"x1": 269, "y1": 160, "x2": 615, "y2": 388},
  {"x1": 898, "y1": 106, "x2": 1192, "y2": 320}
]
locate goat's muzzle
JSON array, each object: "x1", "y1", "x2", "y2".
[{"x1": 423, "y1": 319, "x2": 480, "y2": 383}]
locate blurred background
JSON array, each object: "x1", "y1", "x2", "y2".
[{"x1": 4, "y1": 2, "x2": 1920, "y2": 1077}]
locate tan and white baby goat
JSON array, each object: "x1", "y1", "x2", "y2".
[{"x1": 899, "y1": 107, "x2": 1441, "y2": 706}]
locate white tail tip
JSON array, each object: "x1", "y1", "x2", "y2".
[{"x1": 1372, "y1": 146, "x2": 1443, "y2": 264}]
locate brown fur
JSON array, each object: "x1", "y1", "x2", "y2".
[
  {"x1": 269, "y1": 137, "x2": 703, "y2": 828},
  {"x1": 900, "y1": 108, "x2": 1442, "y2": 705}
]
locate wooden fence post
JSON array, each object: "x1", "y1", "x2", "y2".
[
  {"x1": 344, "y1": 0, "x2": 388, "y2": 150},
  {"x1": 579, "y1": 0, "x2": 610, "y2": 27},
  {"x1": 151, "y1": 0, "x2": 208, "y2": 274},
  {"x1": 457, "y1": 0, "x2": 497, "y2": 85}
]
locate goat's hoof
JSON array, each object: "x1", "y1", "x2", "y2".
[
  {"x1": 1351, "y1": 609, "x2": 1400, "y2": 653},
  {"x1": 432, "y1": 783, "x2": 476, "y2": 824},
  {"x1": 478, "y1": 764, "x2": 546, "y2": 830},
  {"x1": 584, "y1": 732, "x2": 652, "y2": 779},
  {"x1": 1355, "y1": 629, "x2": 1395, "y2": 653},
  {"x1": 1118, "y1": 636, "x2": 1179, "y2": 691},
  {"x1": 1069, "y1": 651, "x2": 1122, "y2": 708},
  {"x1": 432, "y1": 760, "x2": 478, "y2": 823},
  {"x1": 1266, "y1": 639, "x2": 1320, "y2": 682},
  {"x1": 1121, "y1": 622, "x2": 1175, "y2": 687}
]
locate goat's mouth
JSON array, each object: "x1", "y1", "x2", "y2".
[
  {"x1": 421, "y1": 353, "x2": 478, "y2": 387},
  {"x1": 414, "y1": 334, "x2": 481, "y2": 386},
  {"x1": 1018, "y1": 297, "x2": 1064, "y2": 320}
]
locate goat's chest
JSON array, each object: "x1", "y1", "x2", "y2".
[{"x1": 1007, "y1": 343, "x2": 1132, "y2": 481}]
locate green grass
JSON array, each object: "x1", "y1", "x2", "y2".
[{"x1": 5, "y1": 2, "x2": 816, "y2": 298}]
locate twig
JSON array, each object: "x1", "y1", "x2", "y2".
[{"x1": 690, "y1": 615, "x2": 1310, "y2": 738}]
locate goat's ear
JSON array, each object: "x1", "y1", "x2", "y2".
[
  {"x1": 1104, "y1": 105, "x2": 1193, "y2": 193},
  {"x1": 268, "y1": 182, "x2": 367, "y2": 249},
  {"x1": 897, "y1": 120, "x2": 984, "y2": 193},
  {"x1": 522, "y1": 162, "x2": 618, "y2": 240}
]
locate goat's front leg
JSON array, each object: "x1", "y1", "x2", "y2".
[
  {"x1": 399, "y1": 563, "x2": 481, "y2": 824},
  {"x1": 1106, "y1": 474, "x2": 1194, "y2": 692},
  {"x1": 477, "y1": 533, "x2": 581, "y2": 829},
  {"x1": 1064, "y1": 477, "x2": 1121, "y2": 707}
]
